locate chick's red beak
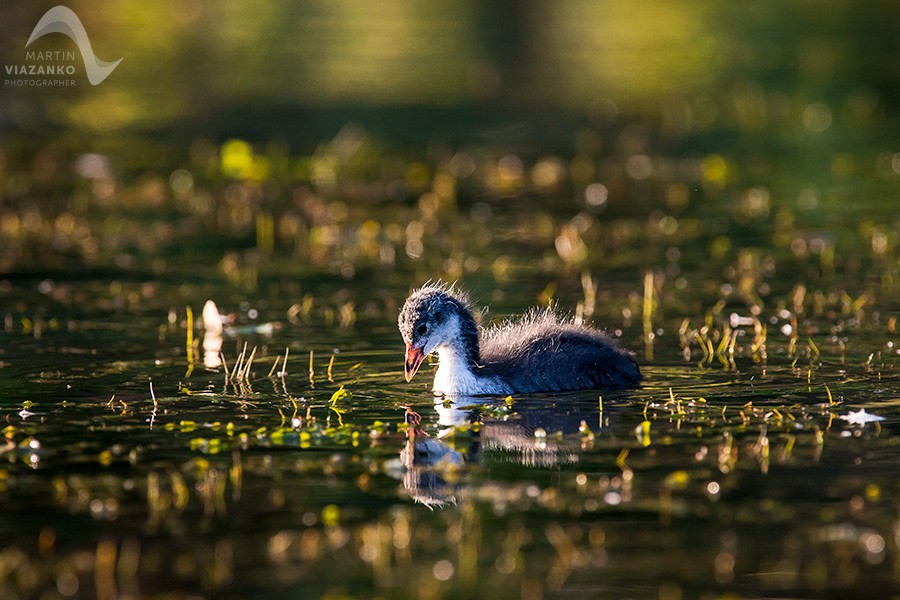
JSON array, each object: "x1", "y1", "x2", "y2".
[{"x1": 404, "y1": 342, "x2": 426, "y2": 382}]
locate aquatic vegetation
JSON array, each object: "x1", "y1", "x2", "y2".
[
  {"x1": 0, "y1": 284, "x2": 896, "y2": 598},
  {"x1": 0, "y1": 22, "x2": 897, "y2": 594}
]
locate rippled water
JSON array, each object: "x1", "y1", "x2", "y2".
[
  {"x1": 1, "y1": 257, "x2": 897, "y2": 599},
  {"x1": 2, "y1": 0, "x2": 899, "y2": 595}
]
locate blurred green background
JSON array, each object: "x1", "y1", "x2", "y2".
[
  {"x1": 0, "y1": 0, "x2": 897, "y2": 282},
  {"x1": 0, "y1": 5, "x2": 899, "y2": 599},
  {"x1": 1, "y1": 0, "x2": 897, "y2": 147}
]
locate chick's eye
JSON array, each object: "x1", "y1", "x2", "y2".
[{"x1": 416, "y1": 324, "x2": 427, "y2": 336}]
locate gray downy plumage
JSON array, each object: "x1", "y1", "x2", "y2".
[{"x1": 398, "y1": 283, "x2": 641, "y2": 396}]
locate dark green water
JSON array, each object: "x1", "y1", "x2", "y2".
[
  {"x1": 1, "y1": 1, "x2": 900, "y2": 598},
  {"x1": 1, "y1": 124, "x2": 899, "y2": 598},
  {"x1": 1, "y1": 169, "x2": 898, "y2": 598}
]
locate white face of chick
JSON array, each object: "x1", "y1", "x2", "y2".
[{"x1": 399, "y1": 291, "x2": 470, "y2": 382}]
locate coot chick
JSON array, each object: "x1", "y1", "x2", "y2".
[{"x1": 398, "y1": 283, "x2": 641, "y2": 396}]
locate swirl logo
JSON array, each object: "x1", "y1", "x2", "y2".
[{"x1": 26, "y1": 5, "x2": 121, "y2": 85}]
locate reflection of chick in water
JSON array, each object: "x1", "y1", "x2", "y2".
[
  {"x1": 398, "y1": 399, "x2": 606, "y2": 505},
  {"x1": 399, "y1": 407, "x2": 466, "y2": 507}
]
